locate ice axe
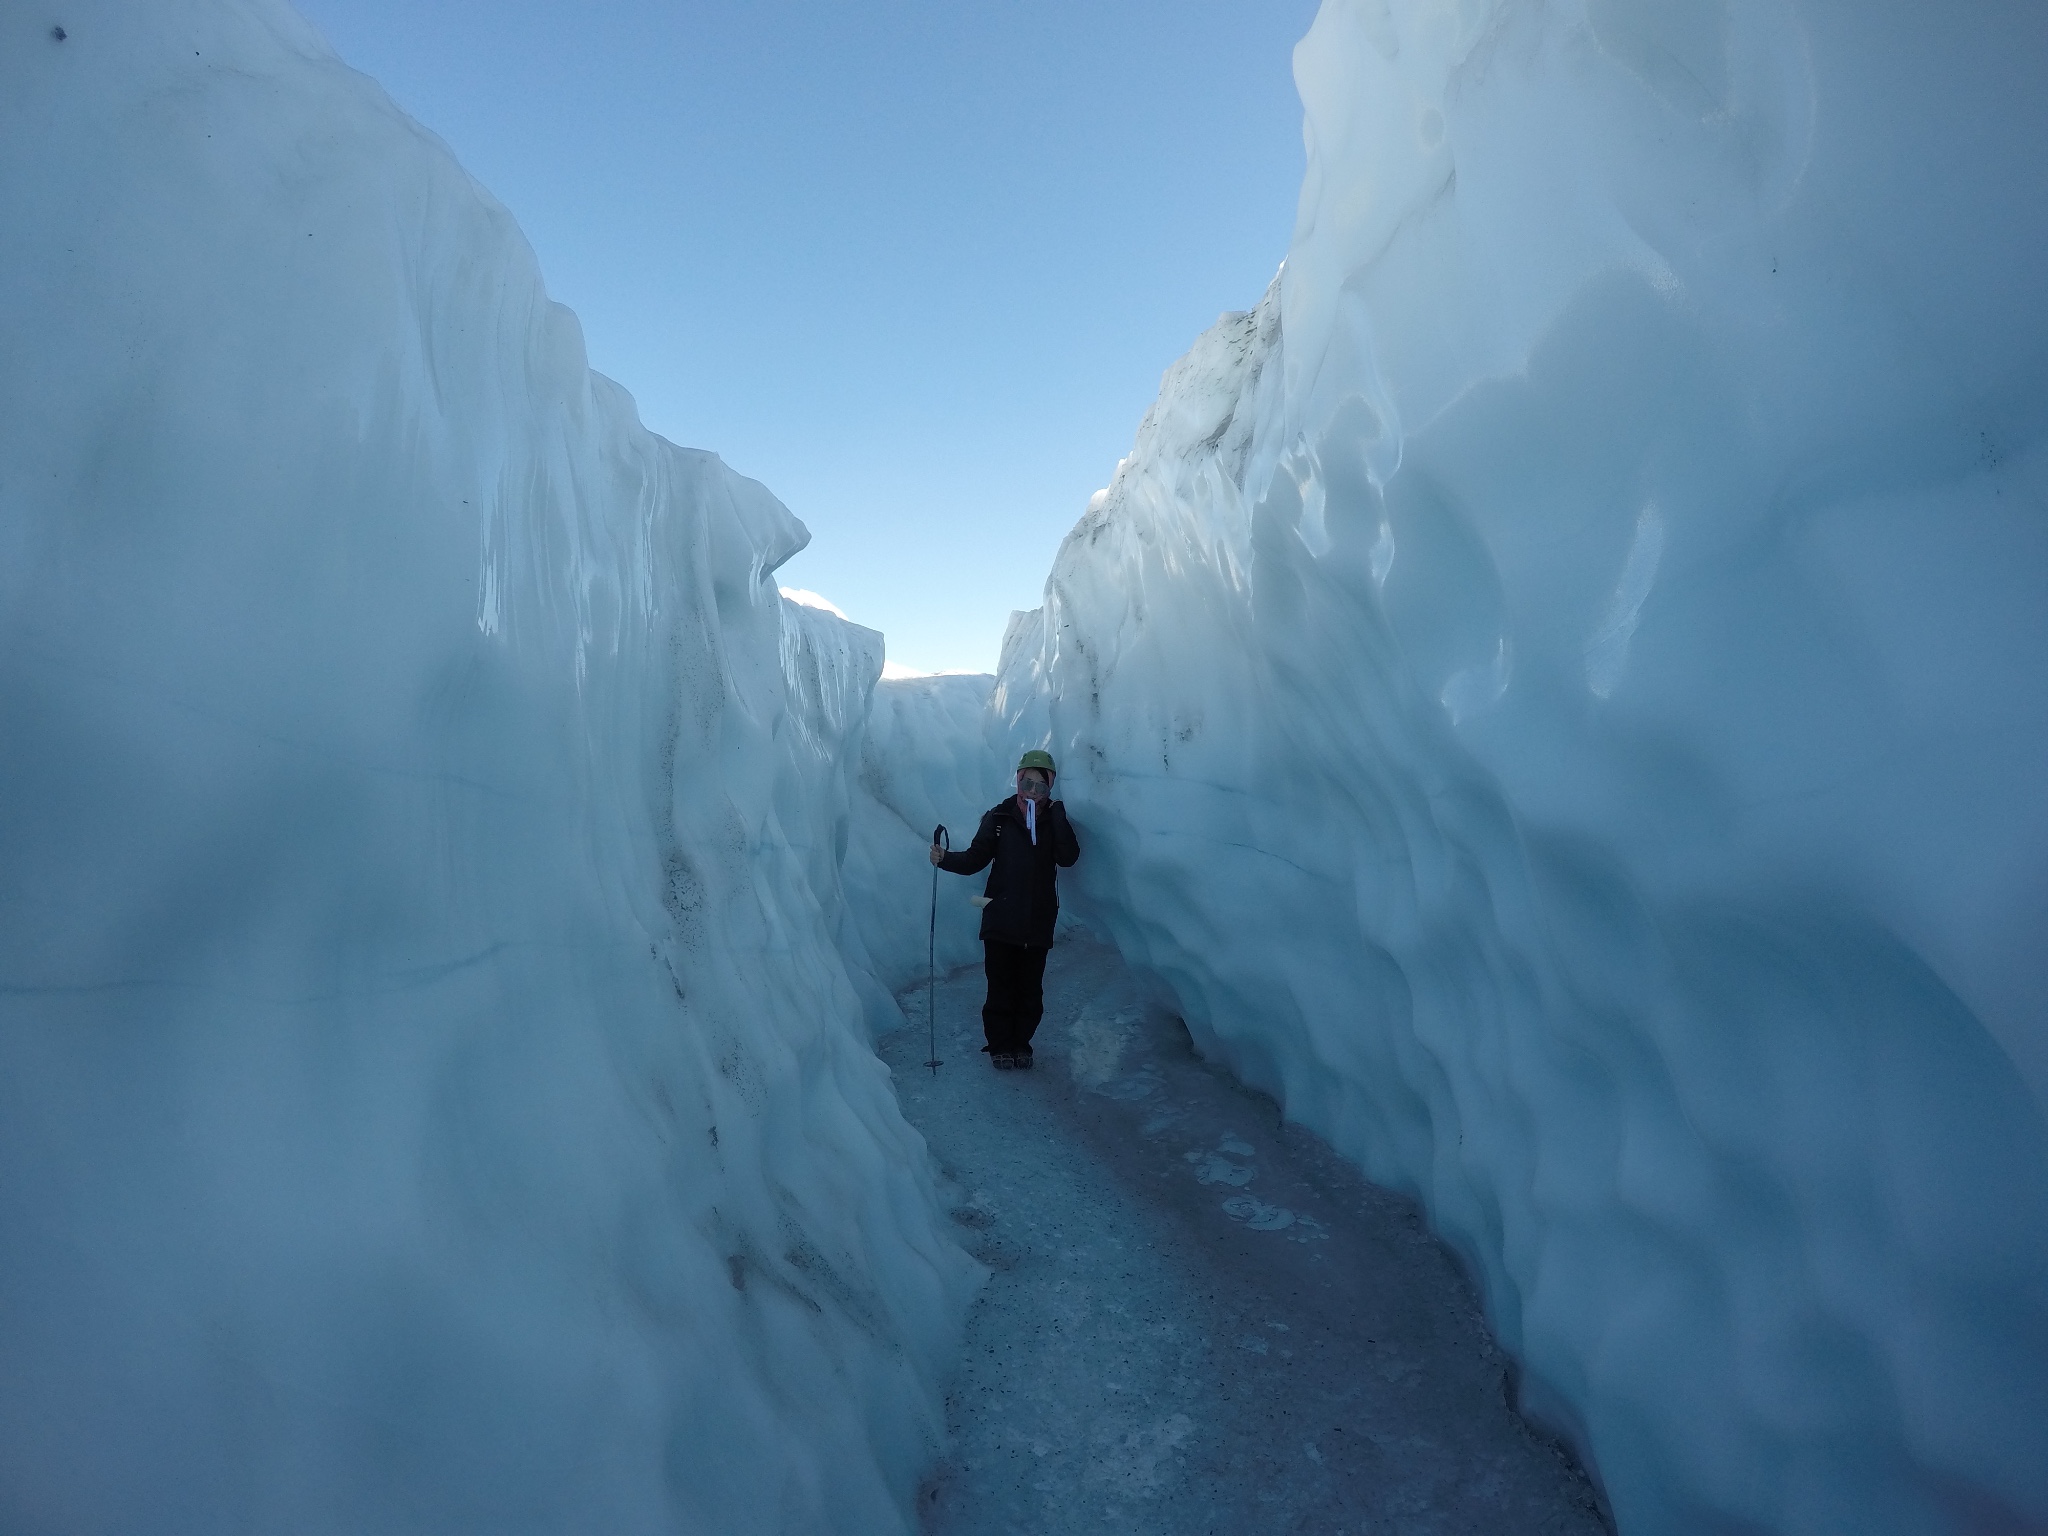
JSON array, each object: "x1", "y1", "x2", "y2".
[{"x1": 926, "y1": 824, "x2": 949, "y2": 1074}]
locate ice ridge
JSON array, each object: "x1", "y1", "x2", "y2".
[
  {"x1": 984, "y1": 1, "x2": 2048, "y2": 1531},
  {"x1": 0, "y1": 5, "x2": 976, "y2": 1533}
]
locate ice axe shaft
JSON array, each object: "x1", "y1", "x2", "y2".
[{"x1": 926, "y1": 824, "x2": 948, "y2": 1074}]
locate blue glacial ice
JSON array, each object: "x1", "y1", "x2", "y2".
[
  {"x1": 4, "y1": 0, "x2": 2047, "y2": 1533},
  {"x1": 984, "y1": 1, "x2": 2048, "y2": 1530},
  {"x1": 0, "y1": 6, "x2": 976, "y2": 1533}
]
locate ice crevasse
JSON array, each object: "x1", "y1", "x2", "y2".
[
  {"x1": 990, "y1": 0, "x2": 2048, "y2": 1531},
  {"x1": 0, "y1": 4, "x2": 980, "y2": 1533}
]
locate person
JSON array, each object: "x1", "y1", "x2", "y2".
[{"x1": 929, "y1": 749, "x2": 1080, "y2": 1069}]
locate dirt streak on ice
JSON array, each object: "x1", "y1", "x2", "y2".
[{"x1": 885, "y1": 936, "x2": 1609, "y2": 1535}]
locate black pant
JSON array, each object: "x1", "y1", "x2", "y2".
[{"x1": 982, "y1": 941, "x2": 1049, "y2": 1055}]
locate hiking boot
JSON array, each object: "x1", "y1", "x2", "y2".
[
  {"x1": 1012, "y1": 1050, "x2": 1034, "y2": 1071},
  {"x1": 991, "y1": 1052, "x2": 1015, "y2": 1070}
]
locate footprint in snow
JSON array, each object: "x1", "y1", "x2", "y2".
[
  {"x1": 1096, "y1": 1067, "x2": 1160, "y2": 1102},
  {"x1": 1188, "y1": 1150, "x2": 1254, "y2": 1187},
  {"x1": 1221, "y1": 1195, "x2": 1330, "y2": 1240},
  {"x1": 1188, "y1": 1133, "x2": 1258, "y2": 1187},
  {"x1": 1221, "y1": 1194, "x2": 1293, "y2": 1229},
  {"x1": 1065, "y1": 1000, "x2": 1142, "y2": 1088}
]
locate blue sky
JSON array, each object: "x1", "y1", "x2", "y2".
[{"x1": 294, "y1": 0, "x2": 1322, "y2": 673}]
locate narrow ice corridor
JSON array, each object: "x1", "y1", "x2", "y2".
[
  {"x1": 888, "y1": 938, "x2": 1607, "y2": 1534},
  {"x1": 6, "y1": 3, "x2": 2046, "y2": 1533}
]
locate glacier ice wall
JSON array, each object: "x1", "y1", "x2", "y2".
[
  {"x1": 773, "y1": 605, "x2": 1010, "y2": 1024},
  {"x1": 0, "y1": 5, "x2": 976, "y2": 1532},
  {"x1": 844, "y1": 674, "x2": 1013, "y2": 1007},
  {"x1": 771, "y1": 614, "x2": 1007, "y2": 1025},
  {"x1": 768, "y1": 594, "x2": 903, "y2": 1029},
  {"x1": 993, "y1": 1, "x2": 2048, "y2": 1530}
]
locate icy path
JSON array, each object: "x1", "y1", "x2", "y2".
[{"x1": 882, "y1": 936, "x2": 1609, "y2": 1535}]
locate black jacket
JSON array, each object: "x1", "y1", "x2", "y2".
[{"x1": 939, "y1": 796, "x2": 1080, "y2": 948}]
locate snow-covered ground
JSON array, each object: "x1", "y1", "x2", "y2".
[
  {"x1": 0, "y1": 7, "x2": 974, "y2": 1532},
  {"x1": 890, "y1": 938, "x2": 1608, "y2": 1534},
  {"x1": 987, "y1": 2, "x2": 2048, "y2": 1531}
]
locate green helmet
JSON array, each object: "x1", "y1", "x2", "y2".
[{"x1": 1017, "y1": 749, "x2": 1057, "y2": 778}]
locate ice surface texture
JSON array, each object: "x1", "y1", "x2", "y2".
[
  {"x1": 776, "y1": 619, "x2": 1008, "y2": 1027},
  {"x1": 993, "y1": 1, "x2": 2048, "y2": 1531},
  {"x1": 843, "y1": 673, "x2": 1012, "y2": 1010},
  {"x1": 0, "y1": 5, "x2": 976, "y2": 1532}
]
